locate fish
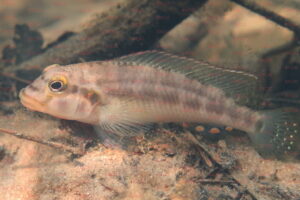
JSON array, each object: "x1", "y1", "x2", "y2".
[{"x1": 19, "y1": 51, "x2": 300, "y2": 160}]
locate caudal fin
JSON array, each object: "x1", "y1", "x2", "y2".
[{"x1": 249, "y1": 108, "x2": 300, "y2": 160}]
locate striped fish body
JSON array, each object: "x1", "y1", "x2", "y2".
[
  {"x1": 19, "y1": 51, "x2": 300, "y2": 160},
  {"x1": 84, "y1": 60, "x2": 261, "y2": 134}
]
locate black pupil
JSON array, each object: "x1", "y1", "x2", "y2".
[{"x1": 51, "y1": 81, "x2": 62, "y2": 90}]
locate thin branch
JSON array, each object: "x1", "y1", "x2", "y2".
[
  {"x1": 0, "y1": 127, "x2": 84, "y2": 156},
  {"x1": 0, "y1": 72, "x2": 31, "y2": 84},
  {"x1": 230, "y1": 0, "x2": 300, "y2": 38},
  {"x1": 261, "y1": 38, "x2": 298, "y2": 58},
  {"x1": 193, "y1": 178, "x2": 234, "y2": 184}
]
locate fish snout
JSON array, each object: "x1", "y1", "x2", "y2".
[
  {"x1": 19, "y1": 86, "x2": 46, "y2": 112},
  {"x1": 19, "y1": 88, "x2": 25, "y2": 99}
]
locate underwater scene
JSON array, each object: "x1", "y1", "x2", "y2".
[{"x1": 0, "y1": 0, "x2": 300, "y2": 199}]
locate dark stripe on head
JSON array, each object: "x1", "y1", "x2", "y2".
[
  {"x1": 40, "y1": 74, "x2": 50, "y2": 82},
  {"x1": 28, "y1": 84, "x2": 39, "y2": 91},
  {"x1": 79, "y1": 87, "x2": 102, "y2": 105},
  {"x1": 88, "y1": 92, "x2": 100, "y2": 104}
]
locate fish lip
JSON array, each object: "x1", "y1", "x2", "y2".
[{"x1": 19, "y1": 89, "x2": 45, "y2": 112}]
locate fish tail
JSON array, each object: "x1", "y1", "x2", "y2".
[{"x1": 249, "y1": 108, "x2": 300, "y2": 160}]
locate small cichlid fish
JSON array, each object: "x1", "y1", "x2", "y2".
[{"x1": 19, "y1": 51, "x2": 300, "y2": 160}]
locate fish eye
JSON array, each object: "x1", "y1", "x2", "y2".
[{"x1": 49, "y1": 80, "x2": 66, "y2": 92}]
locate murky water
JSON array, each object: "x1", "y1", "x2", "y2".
[{"x1": 0, "y1": 0, "x2": 300, "y2": 199}]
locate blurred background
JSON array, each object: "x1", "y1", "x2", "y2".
[
  {"x1": 1, "y1": 0, "x2": 299, "y2": 100},
  {"x1": 0, "y1": 1, "x2": 300, "y2": 199}
]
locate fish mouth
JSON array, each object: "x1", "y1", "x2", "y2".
[{"x1": 19, "y1": 89, "x2": 45, "y2": 112}]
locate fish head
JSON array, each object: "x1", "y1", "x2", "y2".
[{"x1": 19, "y1": 64, "x2": 101, "y2": 123}]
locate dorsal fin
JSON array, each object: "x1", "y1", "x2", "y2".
[{"x1": 114, "y1": 51, "x2": 261, "y2": 107}]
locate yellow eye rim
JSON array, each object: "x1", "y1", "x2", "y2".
[{"x1": 48, "y1": 76, "x2": 68, "y2": 93}]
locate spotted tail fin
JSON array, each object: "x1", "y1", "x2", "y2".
[{"x1": 249, "y1": 108, "x2": 300, "y2": 160}]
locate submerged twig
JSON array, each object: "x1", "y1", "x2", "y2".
[
  {"x1": 194, "y1": 178, "x2": 234, "y2": 184},
  {"x1": 230, "y1": 0, "x2": 300, "y2": 38},
  {"x1": 0, "y1": 127, "x2": 84, "y2": 156},
  {"x1": 0, "y1": 72, "x2": 31, "y2": 84},
  {"x1": 261, "y1": 38, "x2": 298, "y2": 58}
]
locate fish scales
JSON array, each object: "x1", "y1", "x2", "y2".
[
  {"x1": 83, "y1": 62, "x2": 257, "y2": 132},
  {"x1": 97, "y1": 64, "x2": 227, "y2": 103},
  {"x1": 19, "y1": 51, "x2": 300, "y2": 160}
]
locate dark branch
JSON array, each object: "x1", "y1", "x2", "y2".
[
  {"x1": 230, "y1": 0, "x2": 300, "y2": 38},
  {"x1": 3, "y1": 0, "x2": 208, "y2": 74},
  {"x1": 0, "y1": 127, "x2": 84, "y2": 155}
]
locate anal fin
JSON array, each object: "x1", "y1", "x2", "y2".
[{"x1": 94, "y1": 122, "x2": 154, "y2": 149}]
